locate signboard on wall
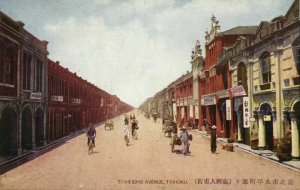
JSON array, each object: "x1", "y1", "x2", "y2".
[
  {"x1": 226, "y1": 100, "x2": 231, "y2": 120},
  {"x1": 30, "y1": 92, "x2": 42, "y2": 100},
  {"x1": 189, "y1": 105, "x2": 193, "y2": 117},
  {"x1": 71, "y1": 98, "x2": 81, "y2": 104},
  {"x1": 264, "y1": 115, "x2": 271, "y2": 121},
  {"x1": 194, "y1": 105, "x2": 199, "y2": 119},
  {"x1": 51, "y1": 95, "x2": 63, "y2": 102},
  {"x1": 243, "y1": 97, "x2": 249, "y2": 128},
  {"x1": 172, "y1": 103, "x2": 177, "y2": 121},
  {"x1": 231, "y1": 85, "x2": 247, "y2": 97},
  {"x1": 201, "y1": 95, "x2": 216, "y2": 105},
  {"x1": 101, "y1": 98, "x2": 104, "y2": 107}
]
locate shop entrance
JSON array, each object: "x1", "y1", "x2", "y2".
[{"x1": 261, "y1": 103, "x2": 273, "y2": 150}]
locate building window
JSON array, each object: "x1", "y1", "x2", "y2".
[
  {"x1": 260, "y1": 52, "x2": 271, "y2": 84},
  {"x1": 0, "y1": 38, "x2": 16, "y2": 86},
  {"x1": 237, "y1": 62, "x2": 248, "y2": 93},
  {"x1": 23, "y1": 52, "x2": 32, "y2": 90},
  {"x1": 284, "y1": 79, "x2": 290, "y2": 87},
  {"x1": 36, "y1": 60, "x2": 43, "y2": 92},
  {"x1": 222, "y1": 72, "x2": 228, "y2": 89}
]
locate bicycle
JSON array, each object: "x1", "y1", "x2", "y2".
[{"x1": 88, "y1": 136, "x2": 95, "y2": 155}]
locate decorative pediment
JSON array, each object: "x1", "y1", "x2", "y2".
[{"x1": 256, "y1": 21, "x2": 271, "y2": 39}]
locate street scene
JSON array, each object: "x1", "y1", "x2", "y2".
[
  {"x1": 0, "y1": 0, "x2": 299, "y2": 190},
  {"x1": 0, "y1": 110, "x2": 299, "y2": 190}
]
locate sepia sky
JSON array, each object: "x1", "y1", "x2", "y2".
[{"x1": 0, "y1": 0, "x2": 293, "y2": 107}]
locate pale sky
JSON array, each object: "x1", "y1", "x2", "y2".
[{"x1": 0, "y1": 0, "x2": 293, "y2": 107}]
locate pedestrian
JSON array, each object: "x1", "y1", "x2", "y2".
[
  {"x1": 124, "y1": 116, "x2": 129, "y2": 125},
  {"x1": 180, "y1": 126, "x2": 190, "y2": 155},
  {"x1": 210, "y1": 125, "x2": 217, "y2": 153},
  {"x1": 86, "y1": 124, "x2": 96, "y2": 147},
  {"x1": 124, "y1": 121, "x2": 130, "y2": 146},
  {"x1": 131, "y1": 119, "x2": 138, "y2": 138}
]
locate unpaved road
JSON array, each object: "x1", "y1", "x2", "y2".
[{"x1": 0, "y1": 110, "x2": 299, "y2": 190}]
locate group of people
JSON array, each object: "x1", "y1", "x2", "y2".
[
  {"x1": 85, "y1": 114, "x2": 218, "y2": 154},
  {"x1": 124, "y1": 114, "x2": 139, "y2": 146}
]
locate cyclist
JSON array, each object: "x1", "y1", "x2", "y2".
[{"x1": 86, "y1": 124, "x2": 96, "y2": 147}]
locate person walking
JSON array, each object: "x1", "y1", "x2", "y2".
[
  {"x1": 180, "y1": 126, "x2": 190, "y2": 156},
  {"x1": 210, "y1": 125, "x2": 217, "y2": 153},
  {"x1": 124, "y1": 120, "x2": 130, "y2": 146},
  {"x1": 131, "y1": 119, "x2": 138, "y2": 140}
]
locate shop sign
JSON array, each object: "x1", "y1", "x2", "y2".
[
  {"x1": 216, "y1": 90, "x2": 229, "y2": 99},
  {"x1": 226, "y1": 100, "x2": 231, "y2": 120},
  {"x1": 264, "y1": 115, "x2": 271, "y2": 121},
  {"x1": 201, "y1": 95, "x2": 216, "y2": 106},
  {"x1": 51, "y1": 95, "x2": 63, "y2": 102},
  {"x1": 71, "y1": 98, "x2": 81, "y2": 104},
  {"x1": 231, "y1": 85, "x2": 247, "y2": 97},
  {"x1": 172, "y1": 103, "x2": 177, "y2": 121},
  {"x1": 189, "y1": 105, "x2": 193, "y2": 117},
  {"x1": 30, "y1": 92, "x2": 42, "y2": 100},
  {"x1": 101, "y1": 98, "x2": 104, "y2": 107},
  {"x1": 195, "y1": 105, "x2": 199, "y2": 119},
  {"x1": 243, "y1": 97, "x2": 249, "y2": 128}
]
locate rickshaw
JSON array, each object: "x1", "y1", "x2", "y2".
[
  {"x1": 163, "y1": 120, "x2": 177, "y2": 137},
  {"x1": 170, "y1": 125, "x2": 192, "y2": 153},
  {"x1": 170, "y1": 134, "x2": 182, "y2": 152},
  {"x1": 104, "y1": 120, "x2": 114, "y2": 130}
]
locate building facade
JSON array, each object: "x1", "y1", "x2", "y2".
[
  {"x1": 175, "y1": 72, "x2": 193, "y2": 125},
  {"x1": 247, "y1": 0, "x2": 299, "y2": 157},
  {"x1": 190, "y1": 40, "x2": 204, "y2": 128},
  {"x1": 0, "y1": 11, "x2": 49, "y2": 158}
]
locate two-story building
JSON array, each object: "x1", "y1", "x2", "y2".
[{"x1": 0, "y1": 11, "x2": 48, "y2": 159}]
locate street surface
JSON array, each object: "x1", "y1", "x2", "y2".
[{"x1": 0, "y1": 110, "x2": 299, "y2": 190}]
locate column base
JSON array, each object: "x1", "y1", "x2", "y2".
[
  {"x1": 273, "y1": 138, "x2": 279, "y2": 149},
  {"x1": 17, "y1": 148, "x2": 22, "y2": 156},
  {"x1": 258, "y1": 147, "x2": 266, "y2": 150}
]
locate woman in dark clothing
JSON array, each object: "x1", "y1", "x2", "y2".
[{"x1": 210, "y1": 125, "x2": 217, "y2": 153}]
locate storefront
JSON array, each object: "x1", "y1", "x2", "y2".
[{"x1": 231, "y1": 85, "x2": 250, "y2": 144}]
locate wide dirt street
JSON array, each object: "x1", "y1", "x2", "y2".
[{"x1": 0, "y1": 110, "x2": 299, "y2": 190}]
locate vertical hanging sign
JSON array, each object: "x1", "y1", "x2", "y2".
[
  {"x1": 226, "y1": 100, "x2": 231, "y2": 120},
  {"x1": 243, "y1": 97, "x2": 250, "y2": 128}
]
